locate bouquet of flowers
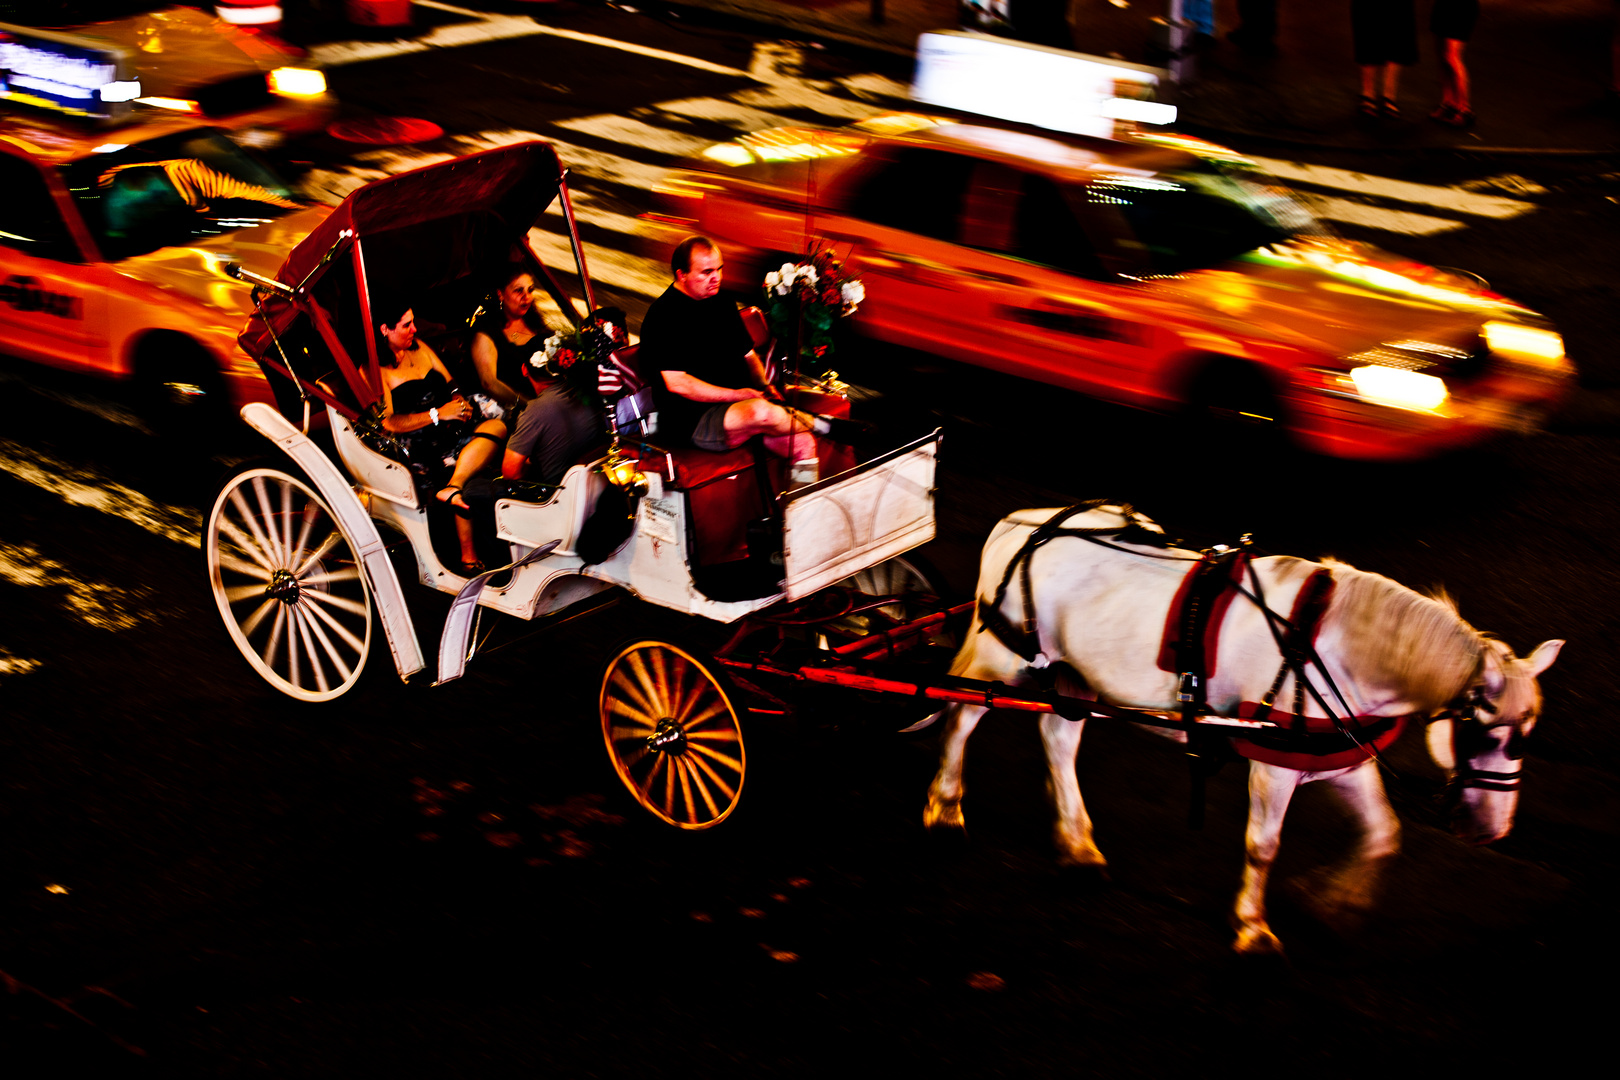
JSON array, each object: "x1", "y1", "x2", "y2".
[
  {"x1": 530, "y1": 311, "x2": 627, "y2": 411},
  {"x1": 762, "y1": 248, "x2": 865, "y2": 376}
]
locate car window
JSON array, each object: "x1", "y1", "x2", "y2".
[
  {"x1": 847, "y1": 148, "x2": 975, "y2": 242},
  {"x1": 1084, "y1": 164, "x2": 1299, "y2": 275},
  {"x1": 0, "y1": 154, "x2": 80, "y2": 262},
  {"x1": 1015, "y1": 174, "x2": 1108, "y2": 279},
  {"x1": 59, "y1": 129, "x2": 301, "y2": 261},
  {"x1": 959, "y1": 162, "x2": 1107, "y2": 280}
]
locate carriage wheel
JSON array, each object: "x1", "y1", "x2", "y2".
[
  {"x1": 205, "y1": 464, "x2": 374, "y2": 703},
  {"x1": 833, "y1": 553, "x2": 954, "y2": 646},
  {"x1": 600, "y1": 641, "x2": 746, "y2": 830}
]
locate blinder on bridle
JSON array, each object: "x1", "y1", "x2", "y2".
[{"x1": 1431, "y1": 683, "x2": 1531, "y2": 806}]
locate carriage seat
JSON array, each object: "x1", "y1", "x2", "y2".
[{"x1": 602, "y1": 306, "x2": 853, "y2": 566}]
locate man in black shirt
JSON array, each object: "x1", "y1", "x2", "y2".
[{"x1": 642, "y1": 236, "x2": 861, "y2": 458}]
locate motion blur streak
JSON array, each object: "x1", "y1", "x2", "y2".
[
  {"x1": 0, "y1": 541, "x2": 156, "y2": 631},
  {"x1": 0, "y1": 438, "x2": 201, "y2": 549}
]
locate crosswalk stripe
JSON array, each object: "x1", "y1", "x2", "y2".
[
  {"x1": 651, "y1": 95, "x2": 823, "y2": 135},
  {"x1": 526, "y1": 228, "x2": 668, "y2": 301},
  {"x1": 551, "y1": 114, "x2": 718, "y2": 159},
  {"x1": 0, "y1": 438, "x2": 201, "y2": 549},
  {"x1": 1247, "y1": 155, "x2": 1533, "y2": 220},
  {"x1": 1296, "y1": 195, "x2": 1467, "y2": 237},
  {"x1": 731, "y1": 83, "x2": 890, "y2": 120}
]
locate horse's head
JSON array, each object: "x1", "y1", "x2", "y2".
[{"x1": 1425, "y1": 638, "x2": 1563, "y2": 845}]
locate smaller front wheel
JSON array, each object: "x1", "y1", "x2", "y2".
[{"x1": 600, "y1": 641, "x2": 746, "y2": 829}]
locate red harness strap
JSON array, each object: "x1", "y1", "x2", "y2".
[
  {"x1": 1228, "y1": 567, "x2": 1407, "y2": 769},
  {"x1": 1156, "y1": 552, "x2": 1250, "y2": 678}
]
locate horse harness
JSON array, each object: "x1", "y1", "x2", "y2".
[{"x1": 975, "y1": 505, "x2": 1410, "y2": 784}]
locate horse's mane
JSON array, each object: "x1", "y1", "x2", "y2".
[{"x1": 1320, "y1": 558, "x2": 1482, "y2": 711}]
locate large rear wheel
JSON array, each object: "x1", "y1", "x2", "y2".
[
  {"x1": 600, "y1": 641, "x2": 746, "y2": 830},
  {"x1": 205, "y1": 463, "x2": 374, "y2": 703}
]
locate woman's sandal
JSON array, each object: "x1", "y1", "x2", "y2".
[
  {"x1": 459, "y1": 559, "x2": 487, "y2": 576},
  {"x1": 1358, "y1": 94, "x2": 1379, "y2": 118},
  {"x1": 436, "y1": 486, "x2": 472, "y2": 518},
  {"x1": 1379, "y1": 97, "x2": 1401, "y2": 120}
]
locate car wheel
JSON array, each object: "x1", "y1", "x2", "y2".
[{"x1": 135, "y1": 335, "x2": 229, "y2": 437}]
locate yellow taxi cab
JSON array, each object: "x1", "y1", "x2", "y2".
[
  {"x1": 3, "y1": 3, "x2": 333, "y2": 147},
  {"x1": 0, "y1": 25, "x2": 331, "y2": 425},
  {"x1": 641, "y1": 114, "x2": 1573, "y2": 461}
]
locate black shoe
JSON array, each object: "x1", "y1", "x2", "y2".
[{"x1": 818, "y1": 415, "x2": 877, "y2": 444}]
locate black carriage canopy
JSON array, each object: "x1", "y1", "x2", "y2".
[{"x1": 238, "y1": 142, "x2": 586, "y2": 420}]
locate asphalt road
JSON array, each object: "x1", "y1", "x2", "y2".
[{"x1": 2, "y1": 3, "x2": 1619, "y2": 1074}]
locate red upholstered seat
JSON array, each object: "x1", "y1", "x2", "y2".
[{"x1": 604, "y1": 306, "x2": 855, "y2": 565}]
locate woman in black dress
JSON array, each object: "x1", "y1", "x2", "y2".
[
  {"x1": 378, "y1": 303, "x2": 507, "y2": 575},
  {"x1": 1352, "y1": 0, "x2": 1419, "y2": 119},
  {"x1": 470, "y1": 265, "x2": 549, "y2": 410},
  {"x1": 1430, "y1": 0, "x2": 1479, "y2": 125}
]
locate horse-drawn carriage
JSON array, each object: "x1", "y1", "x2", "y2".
[{"x1": 205, "y1": 142, "x2": 1560, "y2": 953}]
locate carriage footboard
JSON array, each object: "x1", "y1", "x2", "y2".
[{"x1": 780, "y1": 431, "x2": 940, "y2": 601}]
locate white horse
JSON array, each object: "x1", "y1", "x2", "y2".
[{"x1": 922, "y1": 505, "x2": 1562, "y2": 955}]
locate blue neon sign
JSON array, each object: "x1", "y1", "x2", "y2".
[{"x1": 0, "y1": 21, "x2": 139, "y2": 120}]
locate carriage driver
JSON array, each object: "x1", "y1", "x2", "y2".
[{"x1": 641, "y1": 236, "x2": 869, "y2": 457}]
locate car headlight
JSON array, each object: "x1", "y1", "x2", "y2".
[
  {"x1": 1349, "y1": 365, "x2": 1449, "y2": 411},
  {"x1": 1483, "y1": 321, "x2": 1565, "y2": 366},
  {"x1": 268, "y1": 67, "x2": 327, "y2": 98}
]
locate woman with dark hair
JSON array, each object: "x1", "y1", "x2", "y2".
[
  {"x1": 471, "y1": 264, "x2": 549, "y2": 409},
  {"x1": 377, "y1": 302, "x2": 507, "y2": 576}
]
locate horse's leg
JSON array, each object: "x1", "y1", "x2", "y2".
[
  {"x1": 1233, "y1": 761, "x2": 1302, "y2": 955},
  {"x1": 924, "y1": 703, "x2": 986, "y2": 832},
  {"x1": 1291, "y1": 760, "x2": 1402, "y2": 931},
  {"x1": 1038, "y1": 712, "x2": 1107, "y2": 871}
]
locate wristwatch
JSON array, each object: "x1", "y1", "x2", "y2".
[{"x1": 430, "y1": 407, "x2": 440, "y2": 426}]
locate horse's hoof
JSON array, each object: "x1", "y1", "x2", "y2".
[{"x1": 1233, "y1": 926, "x2": 1286, "y2": 957}]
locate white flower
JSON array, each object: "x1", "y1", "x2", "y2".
[
  {"x1": 841, "y1": 279, "x2": 865, "y2": 308},
  {"x1": 800, "y1": 265, "x2": 818, "y2": 286},
  {"x1": 764, "y1": 270, "x2": 780, "y2": 290}
]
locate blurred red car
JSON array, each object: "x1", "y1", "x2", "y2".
[{"x1": 641, "y1": 114, "x2": 1573, "y2": 460}]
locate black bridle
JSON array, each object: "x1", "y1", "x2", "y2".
[{"x1": 1433, "y1": 682, "x2": 1531, "y2": 797}]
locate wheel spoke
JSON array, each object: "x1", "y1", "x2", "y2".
[
  {"x1": 299, "y1": 602, "x2": 354, "y2": 683},
  {"x1": 300, "y1": 566, "x2": 362, "y2": 588},
  {"x1": 251, "y1": 476, "x2": 286, "y2": 567},
  {"x1": 674, "y1": 757, "x2": 699, "y2": 824},
  {"x1": 686, "y1": 751, "x2": 738, "y2": 803},
  {"x1": 225, "y1": 582, "x2": 271, "y2": 604},
  {"x1": 687, "y1": 741, "x2": 743, "y2": 774},
  {"x1": 291, "y1": 607, "x2": 330, "y2": 693},
  {"x1": 264, "y1": 604, "x2": 286, "y2": 671},
  {"x1": 218, "y1": 503, "x2": 277, "y2": 575},
  {"x1": 303, "y1": 588, "x2": 370, "y2": 618},
  {"x1": 237, "y1": 595, "x2": 279, "y2": 637},
  {"x1": 301, "y1": 593, "x2": 367, "y2": 659},
  {"x1": 218, "y1": 551, "x2": 273, "y2": 581},
  {"x1": 617, "y1": 652, "x2": 666, "y2": 719},
  {"x1": 293, "y1": 529, "x2": 345, "y2": 579},
  {"x1": 289, "y1": 491, "x2": 318, "y2": 569}
]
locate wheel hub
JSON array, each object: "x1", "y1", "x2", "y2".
[
  {"x1": 266, "y1": 569, "x2": 301, "y2": 605},
  {"x1": 646, "y1": 717, "x2": 688, "y2": 756}
]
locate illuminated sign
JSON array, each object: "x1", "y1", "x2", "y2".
[
  {"x1": 911, "y1": 31, "x2": 1171, "y2": 141},
  {"x1": 0, "y1": 21, "x2": 140, "y2": 120}
]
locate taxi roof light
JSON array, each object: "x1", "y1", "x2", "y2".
[
  {"x1": 1350, "y1": 365, "x2": 1449, "y2": 412},
  {"x1": 268, "y1": 67, "x2": 327, "y2": 98}
]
